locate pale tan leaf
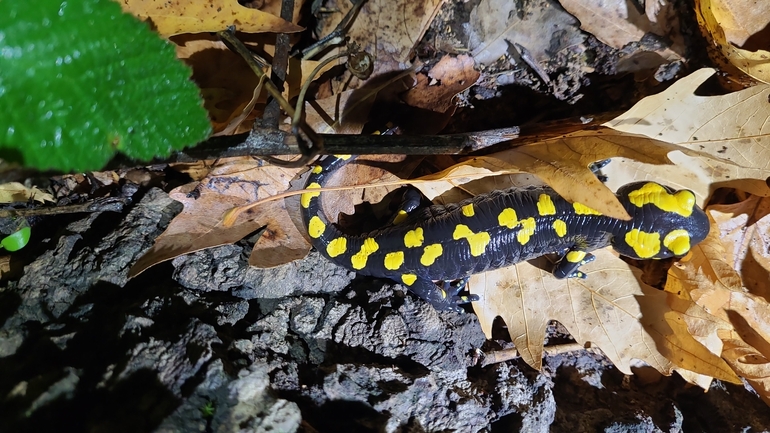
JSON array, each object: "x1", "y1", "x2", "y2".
[
  {"x1": 0, "y1": 182, "x2": 53, "y2": 204},
  {"x1": 604, "y1": 68, "x2": 770, "y2": 198}
]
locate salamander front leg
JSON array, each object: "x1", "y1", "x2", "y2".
[
  {"x1": 552, "y1": 249, "x2": 596, "y2": 279},
  {"x1": 391, "y1": 187, "x2": 424, "y2": 224}
]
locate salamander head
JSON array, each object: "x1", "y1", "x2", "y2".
[{"x1": 610, "y1": 181, "x2": 709, "y2": 260}]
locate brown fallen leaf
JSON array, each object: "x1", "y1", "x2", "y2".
[
  {"x1": 119, "y1": 0, "x2": 303, "y2": 37},
  {"x1": 401, "y1": 55, "x2": 480, "y2": 114},
  {"x1": 129, "y1": 158, "x2": 304, "y2": 276},
  {"x1": 604, "y1": 68, "x2": 770, "y2": 200}
]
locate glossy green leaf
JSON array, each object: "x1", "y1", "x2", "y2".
[
  {"x1": 1, "y1": 226, "x2": 30, "y2": 251},
  {"x1": 0, "y1": 0, "x2": 211, "y2": 171}
]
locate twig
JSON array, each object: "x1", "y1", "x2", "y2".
[
  {"x1": 479, "y1": 343, "x2": 605, "y2": 367},
  {"x1": 0, "y1": 197, "x2": 130, "y2": 219}
]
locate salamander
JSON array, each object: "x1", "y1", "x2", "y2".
[{"x1": 301, "y1": 155, "x2": 710, "y2": 311}]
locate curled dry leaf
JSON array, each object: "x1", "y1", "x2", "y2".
[
  {"x1": 702, "y1": 0, "x2": 770, "y2": 46},
  {"x1": 709, "y1": 195, "x2": 770, "y2": 299},
  {"x1": 694, "y1": 0, "x2": 770, "y2": 83},
  {"x1": 120, "y1": 0, "x2": 302, "y2": 37},
  {"x1": 306, "y1": 72, "x2": 415, "y2": 134}
]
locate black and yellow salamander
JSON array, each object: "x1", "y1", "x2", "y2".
[{"x1": 301, "y1": 155, "x2": 710, "y2": 311}]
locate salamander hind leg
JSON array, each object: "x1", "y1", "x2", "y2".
[
  {"x1": 552, "y1": 249, "x2": 596, "y2": 279},
  {"x1": 400, "y1": 274, "x2": 478, "y2": 312}
]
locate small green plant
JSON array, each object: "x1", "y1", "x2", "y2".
[
  {"x1": 1, "y1": 226, "x2": 31, "y2": 252},
  {"x1": 199, "y1": 400, "x2": 216, "y2": 419}
]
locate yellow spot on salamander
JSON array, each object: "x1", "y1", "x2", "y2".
[
  {"x1": 384, "y1": 251, "x2": 405, "y2": 270},
  {"x1": 308, "y1": 216, "x2": 326, "y2": 239},
  {"x1": 625, "y1": 229, "x2": 660, "y2": 258},
  {"x1": 573, "y1": 202, "x2": 602, "y2": 216},
  {"x1": 566, "y1": 250, "x2": 586, "y2": 263},
  {"x1": 401, "y1": 274, "x2": 417, "y2": 286},
  {"x1": 404, "y1": 227, "x2": 424, "y2": 248},
  {"x1": 663, "y1": 229, "x2": 691, "y2": 255},
  {"x1": 462, "y1": 204, "x2": 475, "y2": 217},
  {"x1": 498, "y1": 208, "x2": 518, "y2": 229},
  {"x1": 393, "y1": 209, "x2": 409, "y2": 224},
  {"x1": 553, "y1": 219, "x2": 567, "y2": 237},
  {"x1": 300, "y1": 182, "x2": 321, "y2": 209},
  {"x1": 627, "y1": 182, "x2": 695, "y2": 217},
  {"x1": 334, "y1": 154, "x2": 352, "y2": 160},
  {"x1": 453, "y1": 224, "x2": 491, "y2": 257},
  {"x1": 311, "y1": 165, "x2": 323, "y2": 174},
  {"x1": 537, "y1": 194, "x2": 556, "y2": 216},
  {"x1": 516, "y1": 217, "x2": 536, "y2": 245},
  {"x1": 326, "y1": 237, "x2": 347, "y2": 257},
  {"x1": 351, "y1": 238, "x2": 379, "y2": 270},
  {"x1": 420, "y1": 244, "x2": 443, "y2": 266}
]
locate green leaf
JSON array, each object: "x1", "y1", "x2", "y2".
[
  {"x1": 0, "y1": 0, "x2": 211, "y2": 171},
  {"x1": 1, "y1": 226, "x2": 30, "y2": 251}
]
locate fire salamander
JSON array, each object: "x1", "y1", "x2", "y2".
[{"x1": 301, "y1": 155, "x2": 710, "y2": 311}]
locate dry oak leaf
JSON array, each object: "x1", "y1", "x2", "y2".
[
  {"x1": 694, "y1": 0, "x2": 770, "y2": 84},
  {"x1": 671, "y1": 216, "x2": 770, "y2": 404},
  {"x1": 119, "y1": 0, "x2": 302, "y2": 37},
  {"x1": 604, "y1": 68, "x2": 770, "y2": 201},
  {"x1": 470, "y1": 248, "x2": 738, "y2": 383},
  {"x1": 414, "y1": 128, "x2": 704, "y2": 220},
  {"x1": 130, "y1": 158, "x2": 305, "y2": 276}
]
